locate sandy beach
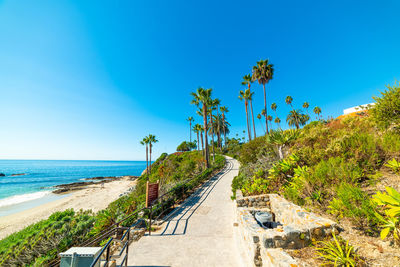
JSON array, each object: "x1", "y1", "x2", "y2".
[{"x1": 0, "y1": 177, "x2": 136, "y2": 240}]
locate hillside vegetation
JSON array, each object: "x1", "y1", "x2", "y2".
[
  {"x1": 231, "y1": 83, "x2": 400, "y2": 265},
  {"x1": 0, "y1": 151, "x2": 225, "y2": 266}
]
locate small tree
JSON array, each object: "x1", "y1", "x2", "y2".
[
  {"x1": 371, "y1": 81, "x2": 400, "y2": 129},
  {"x1": 177, "y1": 141, "x2": 197, "y2": 152}
]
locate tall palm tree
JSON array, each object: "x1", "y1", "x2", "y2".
[
  {"x1": 286, "y1": 110, "x2": 308, "y2": 129},
  {"x1": 210, "y1": 114, "x2": 230, "y2": 148},
  {"x1": 274, "y1": 117, "x2": 281, "y2": 129},
  {"x1": 140, "y1": 136, "x2": 150, "y2": 181},
  {"x1": 313, "y1": 106, "x2": 322, "y2": 120},
  {"x1": 208, "y1": 98, "x2": 219, "y2": 162},
  {"x1": 267, "y1": 115, "x2": 273, "y2": 131},
  {"x1": 220, "y1": 106, "x2": 229, "y2": 148},
  {"x1": 257, "y1": 113, "x2": 265, "y2": 134},
  {"x1": 148, "y1": 134, "x2": 158, "y2": 174},
  {"x1": 302, "y1": 102, "x2": 310, "y2": 116},
  {"x1": 191, "y1": 87, "x2": 212, "y2": 168},
  {"x1": 193, "y1": 124, "x2": 202, "y2": 151},
  {"x1": 252, "y1": 59, "x2": 274, "y2": 134},
  {"x1": 285, "y1": 95, "x2": 300, "y2": 127},
  {"x1": 239, "y1": 89, "x2": 252, "y2": 142},
  {"x1": 242, "y1": 74, "x2": 256, "y2": 139},
  {"x1": 213, "y1": 98, "x2": 221, "y2": 152},
  {"x1": 187, "y1": 117, "x2": 194, "y2": 142}
]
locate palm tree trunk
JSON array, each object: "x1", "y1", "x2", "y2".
[
  {"x1": 146, "y1": 145, "x2": 149, "y2": 181},
  {"x1": 245, "y1": 101, "x2": 251, "y2": 142},
  {"x1": 216, "y1": 106, "x2": 222, "y2": 149},
  {"x1": 250, "y1": 99, "x2": 256, "y2": 139},
  {"x1": 209, "y1": 109, "x2": 215, "y2": 162},
  {"x1": 196, "y1": 132, "x2": 200, "y2": 151},
  {"x1": 149, "y1": 143, "x2": 152, "y2": 174},
  {"x1": 222, "y1": 113, "x2": 226, "y2": 148},
  {"x1": 200, "y1": 131, "x2": 204, "y2": 152},
  {"x1": 202, "y1": 104, "x2": 209, "y2": 168},
  {"x1": 263, "y1": 84, "x2": 269, "y2": 134},
  {"x1": 189, "y1": 121, "x2": 192, "y2": 142},
  {"x1": 259, "y1": 119, "x2": 265, "y2": 134}
]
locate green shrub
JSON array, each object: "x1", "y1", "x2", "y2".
[
  {"x1": 371, "y1": 81, "x2": 400, "y2": 129},
  {"x1": 238, "y1": 136, "x2": 271, "y2": 165},
  {"x1": 328, "y1": 183, "x2": 378, "y2": 231},
  {"x1": 381, "y1": 131, "x2": 400, "y2": 156}
]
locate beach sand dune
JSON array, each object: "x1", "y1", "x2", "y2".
[{"x1": 0, "y1": 177, "x2": 135, "y2": 240}]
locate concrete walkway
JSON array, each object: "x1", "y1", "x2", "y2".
[{"x1": 127, "y1": 156, "x2": 244, "y2": 267}]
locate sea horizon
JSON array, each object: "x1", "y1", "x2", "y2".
[{"x1": 0, "y1": 159, "x2": 147, "y2": 216}]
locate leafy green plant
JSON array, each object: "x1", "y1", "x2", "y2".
[
  {"x1": 316, "y1": 232, "x2": 361, "y2": 267},
  {"x1": 384, "y1": 158, "x2": 400, "y2": 174},
  {"x1": 372, "y1": 187, "x2": 400, "y2": 245}
]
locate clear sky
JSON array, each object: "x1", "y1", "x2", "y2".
[{"x1": 0, "y1": 0, "x2": 399, "y2": 160}]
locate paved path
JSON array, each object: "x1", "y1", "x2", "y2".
[{"x1": 127, "y1": 156, "x2": 243, "y2": 267}]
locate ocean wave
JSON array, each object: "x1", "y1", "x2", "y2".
[{"x1": 0, "y1": 191, "x2": 51, "y2": 208}]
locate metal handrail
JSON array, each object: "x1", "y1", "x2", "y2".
[{"x1": 51, "y1": 159, "x2": 227, "y2": 267}]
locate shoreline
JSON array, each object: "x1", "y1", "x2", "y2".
[{"x1": 0, "y1": 176, "x2": 137, "y2": 240}]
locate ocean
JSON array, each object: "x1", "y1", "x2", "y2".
[{"x1": 0, "y1": 160, "x2": 147, "y2": 216}]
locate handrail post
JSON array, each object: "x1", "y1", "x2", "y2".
[
  {"x1": 105, "y1": 245, "x2": 110, "y2": 267},
  {"x1": 125, "y1": 230, "x2": 130, "y2": 267},
  {"x1": 149, "y1": 206, "x2": 152, "y2": 236}
]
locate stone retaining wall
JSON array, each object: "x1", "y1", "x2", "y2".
[{"x1": 234, "y1": 190, "x2": 338, "y2": 267}]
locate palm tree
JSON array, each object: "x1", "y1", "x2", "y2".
[
  {"x1": 140, "y1": 136, "x2": 150, "y2": 181},
  {"x1": 199, "y1": 125, "x2": 204, "y2": 152},
  {"x1": 271, "y1": 102, "x2": 277, "y2": 114},
  {"x1": 285, "y1": 95, "x2": 300, "y2": 127},
  {"x1": 193, "y1": 124, "x2": 202, "y2": 151},
  {"x1": 242, "y1": 74, "x2": 256, "y2": 139},
  {"x1": 287, "y1": 110, "x2": 308, "y2": 129},
  {"x1": 210, "y1": 114, "x2": 230, "y2": 148},
  {"x1": 252, "y1": 59, "x2": 274, "y2": 134},
  {"x1": 213, "y1": 98, "x2": 221, "y2": 152},
  {"x1": 267, "y1": 115, "x2": 273, "y2": 131},
  {"x1": 257, "y1": 113, "x2": 265, "y2": 134},
  {"x1": 239, "y1": 89, "x2": 252, "y2": 142},
  {"x1": 148, "y1": 134, "x2": 158, "y2": 174},
  {"x1": 208, "y1": 98, "x2": 219, "y2": 162},
  {"x1": 187, "y1": 117, "x2": 194, "y2": 142},
  {"x1": 274, "y1": 117, "x2": 281, "y2": 129},
  {"x1": 191, "y1": 87, "x2": 212, "y2": 168},
  {"x1": 220, "y1": 106, "x2": 229, "y2": 147},
  {"x1": 314, "y1": 106, "x2": 322, "y2": 120},
  {"x1": 303, "y1": 102, "x2": 310, "y2": 116}
]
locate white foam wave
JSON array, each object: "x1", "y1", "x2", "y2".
[{"x1": 0, "y1": 191, "x2": 51, "y2": 208}]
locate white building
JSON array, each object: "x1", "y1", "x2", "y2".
[{"x1": 343, "y1": 103, "x2": 375, "y2": 115}]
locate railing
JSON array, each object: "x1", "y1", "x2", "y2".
[
  {"x1": 88, "y1": 176, "x2": 203, "y2": 267},
  {"x1": 50, "y1": 159, "x2": 228, "y2": 267}
]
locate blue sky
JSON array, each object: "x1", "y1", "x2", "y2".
[{"x1": 0, "y1": 0, "x2": 399, "y2": 160}]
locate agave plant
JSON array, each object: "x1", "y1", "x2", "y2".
[
  {"x1": 267, "y1": 129, "x2": 300, "y2": 159},
  {"x1": 385, "y1": 158, "x2": 400, "y2": 174},
  {"x1": 372, "y1": 187, "x2": 400, "y2": 245},
  {"x1": 316, "y1": 232, "x2": 359, "y2": 267}
]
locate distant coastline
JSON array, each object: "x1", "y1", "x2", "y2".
[
  {"x1": 0, "y1": 159, "x2": 147, "y2": 214},
  {"x1": 0, "y1": 176, "x2": 137, "y2": 240}
]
